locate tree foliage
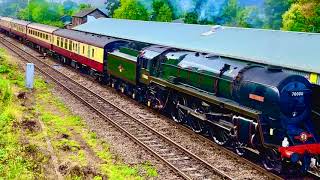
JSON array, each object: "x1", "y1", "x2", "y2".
[
  {"x1": 105, "y1": 0, "x2": 120, "y2": 17},
  {"x1": 17, "y1": 0, "x2": 64, "y2": 27},
  {"x1": 0, "y1": 0, "x2": 27, "y2": 17},
  {"x1": 15, "y1": 0, "x2": 92, "y2": 28},
  {"x1": 264, "y1": 0, "x2": 292, "y2": 29},
  {"x1": 282, "y1": 0, "x2": 320, "y2": 32},
  {"x1": 220, "y1": 0, "x2": 258, "y2": 28},
  {"x1": 79, "y1": 3, "x2": 92, "y2": 11},
  {"x1": 63, "y1": 0, "x2": 79, "y2": 16},
  {"x1": 113, "y1": 0, "x2": 149, "y2": 21},
  {"x1": 152, "y1": 0, "x2": 173, "y2": 22},
  {"x1": 184, "y1": 12, "x2": 198, "y2": 24}
]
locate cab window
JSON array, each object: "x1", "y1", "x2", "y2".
[{"x1": 142, "y1": 58, "x2": 148, "y2": 69}]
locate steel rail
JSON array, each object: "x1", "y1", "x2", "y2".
[{"x1": 0, "y1": 35, "x2": 233, "y2": 180}]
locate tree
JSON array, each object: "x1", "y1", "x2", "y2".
[
  {"x1": 17, "y1": 0, "x2": 64, "y2": 27},
  {"x1": 220, "y1": 0, "x2": 261, "y2": 28},
  {"x1": 79, "y1": 3, "x2": 92, "y2": 11},
  {"x1": 282, "y1": 0, "x2": 320, "y2": 32},
  {"x1": 152, "y1": 0, "x2": 173, "y2": 22},
  {"x1": 63, "y1": 0, "x2": 78, "y2": 16},
  {"x1": 264, "y1": 0, "x2": 292, "y2": 29},
  {"x1": 184, "y1": 12, "x2": 198, "y2": 24},
  {"x1": 221, "y1": 0, "x2": 240, "y2": 25},
  {"x1": 113, "y1": 0, "x2": 149, "y2": 21},
  {"x1": 0, "y1": 0, "x2": 27, "y2": 17},
  {"x1": 105, "y1": 0, "x2": 120, "y2": 17}
]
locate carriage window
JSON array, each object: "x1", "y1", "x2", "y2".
[
  {"x1": 92, "y1": 49, "x2": 95, "y2": 58},
  {"x1": 60, "y1": 38, "x2": 63, "y2": 47},
  {"x1": 46, "y1": 34, "x2": 48, "y2": 40},
  {"x1": 82, "y1": 46, "x2": 85, "y2": 54},
  {"x1": 69, "y1": 41, "x2": 72, "y2": 50},
  {"x1": 87, "y1": 46, "x2": 91, "y2": 57},
  {"x1": 57, "y1": 37, "x2": 60, "y2": 46},
  {"x1": 64, "y1": 39, "x2": 68, "y2": 49}
]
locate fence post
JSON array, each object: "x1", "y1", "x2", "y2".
[{"x1": 26, "y1": 63, "x2": 34, "y2": 89}]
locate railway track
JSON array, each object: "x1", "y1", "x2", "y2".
[
  {"x1": 1, "y1": 34, "x2": 320, "y2": 180},
  {"x1": 0, "y1": 35, "x2": 232, "y2": 179}
]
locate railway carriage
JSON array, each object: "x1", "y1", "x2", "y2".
[
  {"x1": 52, "y1": 29, "x2": 127, "y2": 75},
  {"x1": 0, "y1": 17, "x2": 13, "y2": 33},
  {"x1": 10, "y1": 19, "x2": 31, "y2": 39},
  {"x1": 26, "y1": 23, "x2": 58, "y2": 50}
]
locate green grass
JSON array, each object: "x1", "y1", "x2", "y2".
[
  {"x1": 0, "y1": 48, "x2": 158, "y2": 179},
  {"x1": 0, "y1": 48, "x2": 45, "y2": 179}
]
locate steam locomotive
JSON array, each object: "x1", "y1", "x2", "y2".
[{"x1": 1, "y1": 16, "x2": 319, "y2": 173}]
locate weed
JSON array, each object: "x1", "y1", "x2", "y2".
[
  {"x1": 55, "y1": 139, "x2": 81, "y2": 152},
  {"x1": 141, "y1": 162, "x2": 158, "y2": 177},
  {"x1": 70, "y1": 150, "x2": 87, "y2": 166},
  {"x1": 0, "y1": 79, "x2": 12, "y2": 106}
]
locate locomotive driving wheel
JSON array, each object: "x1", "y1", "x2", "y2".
[
  {"x1": 170, "y1": 94, "x2": 188, "y2": 123},
  {"x1": 188, "y1": 102, "x2": 204, "y2": 133},
  {"x1": 188, "y1": 116, "x2": 203, "y2": 133},
  {"x1": 316, "y1": 156, "x2": 320, "y2": 168},
  {"x1": 262, "y1": 149, "x2": 283, "y2": 173},
  {"x1": 210, "y1": 128, "x2": 230, "y2": 146}
]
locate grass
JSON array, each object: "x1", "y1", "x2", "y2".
[
  {"x1": 0, "y1": 49, "x2": 45, "y2": 179},
  {"x1": 0, "y1": 47, "x2": 158, "y2": 179},
  {"x1": 36, "y1": 81, "x2": 158, "y2": 179}
]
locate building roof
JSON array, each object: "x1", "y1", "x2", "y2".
[
  {"x1": 73, "y1": 8, "x2": 107, "y2": 18},
  {"x1": 53, "y1": 29, "x2": 122, "y2": 48},
  {"x1": 28, "y1": 23, "x2": 59, "y2": 33},
  {"x1": 74, "y1": 18, "x2": 320, "y2": 74}
]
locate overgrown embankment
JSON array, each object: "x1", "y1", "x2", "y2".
[{"x1": 0, "y1": 48, "x2": 158, "y2": 179}]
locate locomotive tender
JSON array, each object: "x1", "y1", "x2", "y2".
[{"x1": 1, "y1": 17, "x2": 319, "y2": 173}]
